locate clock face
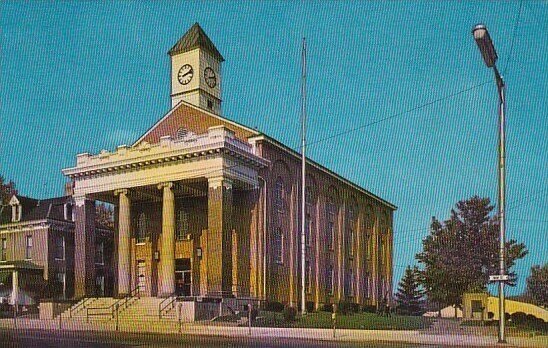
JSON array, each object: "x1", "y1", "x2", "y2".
[
  {"x1": 178, "y1": 64, "x2": 193, "y2": 85},
  {"x1": 204, "y1": 67, "x2": 217, "y2": 88}
]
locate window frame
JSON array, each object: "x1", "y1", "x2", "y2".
[
  {"x1": 25, "y1": 235, "x2": 33, "y2": 260},
  {"x1": 55, "y1": 235, "x2": 65, "y2": 261},
  {"x1": 0, "y1": 238, "x2": 6, "y2": 262}
]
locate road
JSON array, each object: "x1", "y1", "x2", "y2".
[{"x1": 0, "y1": 329, "x2": 450, "y2": 348}]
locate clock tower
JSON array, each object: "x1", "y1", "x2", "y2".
[{"x1": 169, "y1": 23, "x2": 224, "y2": 114}]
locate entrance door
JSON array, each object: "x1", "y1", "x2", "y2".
[
  {"x1": 175, "y1": 258, "x2": 191, "y2": 296},
  {"x1": 137, "y1": 261, "x2": 146, "y2": 294}
]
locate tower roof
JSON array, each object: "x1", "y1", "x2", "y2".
[{"x1": 168, "y1": 22, "x2": 225, "y2": 62}]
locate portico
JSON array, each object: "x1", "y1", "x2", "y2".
[{"x1": 62, "y1": 126, "x2": 268, "y2": 298}]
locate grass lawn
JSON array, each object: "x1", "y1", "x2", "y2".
[{"x1": 254, "y1": 311, "x2": 432, "y2": 330}]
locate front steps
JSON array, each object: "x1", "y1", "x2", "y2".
[{"x1": 60, "y1": 297, "x2": 178, "y2": 324}]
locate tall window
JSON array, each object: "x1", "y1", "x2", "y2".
[
  {"x1": 305, "y1": 186, "x2": 313, "y2": 247},
  {"x1": 305, "y1": 260, "x2": 311, "y2": 293},
  {"x1": 55, "y1": 235, "x2": 65, "y2": 260},
  {"x1": 326, "y1": 264, "x2": 334, "y2": 294},
  {"x1": 137, "y1": 212, "x2": 147, "y2": 243},
  {"x1": 345, "y1": 267, "x2": 355, "y2": 297},
  {"x1": 1, "y1": 238, "x2": 6, "y2": 261},
  {"x1": 348, "y1": 207, "x2": 355, "y2": 256},
  {"x1": 364, "y1": 272, "x2": 371, "y2": 298},
  {"x1": 95, "y1": 241, "x2": 104, "y2": 265},
  {"x1": 275, "y1": 177, "x2": 285, "y2": 212},
  {"x1": 25, "y1": 235, "x2": 33, "y2": 260},
  {"x1": 305, "y1": 214, "x2": 312, "y2": 247},
  {"x1": 56, "y1": 272, "x2": 66, "y2": 299},
  {"x1": 176, "y1": 209, "x2": 190, "y2": 240},
  {"x1": 64, "y1": 203, "x2": 73, "y2": 221},
  {"x1": 326, "y1": 200, "x2": 336, "y2": 250},
  {"x1": 274, "y1": 227, "x2": 284, "y2": 264}
]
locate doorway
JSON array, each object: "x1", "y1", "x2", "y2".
[
  {"x1": 137, "y1": 261, "x2": 146, "y2": 294},
  {"x1": 175, "y1": 258, "x2": 191, "y2": 296}
]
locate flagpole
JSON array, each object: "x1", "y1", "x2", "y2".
[{"x1": 300, "y1": 37, "x2": 307, "y2": 315}]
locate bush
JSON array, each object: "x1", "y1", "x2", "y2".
[
  {"x1": 305, "y1": 301, "x2": 315, "y2": 313},
  {"x1": 282, "y1": 305, "x2": 297, "y2": 322},
  {"x1": 264, "y1": 301, "x2": 284, "y2": 312},
  {"x1": 337, "y1": 301, "x2": 359, "y2": 315},
  {"x1": 362, "y1": 305, "x2": 377, "y2": 313},
  {"x1": 487, "y1": 312, "x2": 495, "y2": 320},
  {"x1": 321, "y1": 303, "x2": 334, "y2": 312},
  {"x1": 511, "y1": 312, "x2": 528, "y2": 325}
]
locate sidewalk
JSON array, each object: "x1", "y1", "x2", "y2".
[{"x1": 0, "y1": 318, "x2": 546, "y2": 347}]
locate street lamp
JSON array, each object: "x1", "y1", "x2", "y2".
[{"x1": 472, "y1": 23, "x2": 507, "y2": 344}]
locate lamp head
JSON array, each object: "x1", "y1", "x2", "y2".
[{"x1": 472, "y1": 24, "x2": 498, "y2": 68}]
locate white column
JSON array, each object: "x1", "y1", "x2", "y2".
[
  {"x1": 115, "y1": 189, "x2": 131, "y2": 296},
  {"x1": 158, "y1": 182, "x2": 175, "y2": 297},
  {"x1": 11, "y1": 270, "x2": 18, "y2": 306}
]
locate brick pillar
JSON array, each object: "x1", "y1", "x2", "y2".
[
  {"x1": 158, "y1": 182, "x2": 175, "y2": 297},
  {"x1": 114, "y1": 189, "x2": 131, "y2": 296},
  {"x1": 74, "y1": 196, "x2": 96, "y2": 298},
  {"x1": 207, "y1": 177, "x2": 233, "y2": 297}
]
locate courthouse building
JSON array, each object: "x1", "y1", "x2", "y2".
[{"x1": 61, "y1": 23, "x2": 396, "y2": 309}]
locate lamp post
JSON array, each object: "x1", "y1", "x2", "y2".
[{"x1": 472, "y1": 24, "x2": 507, "y2": 344}]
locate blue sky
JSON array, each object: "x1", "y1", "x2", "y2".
[{"x1": 1, "y1": 1, "x2": 546, "y2": 295}]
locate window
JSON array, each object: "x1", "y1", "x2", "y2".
[
  {"x1": 55, "y1": 235, "x2": 65, "y2": 260},
  {"x1": 305, "y1": 261, "x2": 311, "y2": 294},
  {"x1": 207, "y1": 99, "x2": 213, "y2": 110},
  {"x1": 305, "y1": 214, "x2": 312, "y2": 247},
  {"x1": 275, "y1": 177, "x2": 284, "y2": 212},
  {"x1": 64, "y1": 203, "x2": 73, "y2": 221},
  {"x1": 364, "y1": 272, "x2": 371, "y2": 298},
  {"x1": 1, "y1": 238, "x2": 6, "y2": 261},
  {"x1": 274, "y1": 228, "x2": 284, "y2": 264},
  {"x1": 348, "y1": 207, "x2": 355, "y2": 256},
  {"x1": 326, "y1": 264, "x2": 334, "y2": 294},
  {"x1": 345, "y1": 267, "x2": 355, "y2": 297},
  {"x1": 12, "y1": 204, "x2": 21, "y2": 222},
  {"x1": 176, "y1": 209, "x2": 190, "y2": 240},
  {"x1": 326, "y1": 201, "x2": 336, "y2": 250},
  {"x1": 56, "y1": 272, "x2": 66, "y2": 299},
  {"x1": 95, "y1": 241, "x2": 104, "y2": 265},
  {"x1": 25, "y1": 235, "x2": 33, "y2": 260},
  {"x1": 137, "y1": 212, "x2": 148, "y2": 243}
]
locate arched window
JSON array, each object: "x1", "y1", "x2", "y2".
[
  {"x1": 176, "y1": 127, "x2": 189, "y2": 140},
  {"x1": 326, "y1": 197, "x2": 336, "y2": 250},
  {"x1": 137, "y1": 212, "x2": 148, "y2": 243},
  {"x1": 347, "y1": 205, "x2": 356, "y2": 256},
  {"x1": 274, "y1": 227, "x2": 284, "y2": 264},
  {"x1": 275, "y1": 177, "x2": 284, "y2": 212}
]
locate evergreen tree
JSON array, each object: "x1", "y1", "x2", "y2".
[
  {"x1": 395, "y1": 266, "x2": 424, "y2": 316},
  {"x1": 526, "y1": 264, "x2": 548, "y2": 307},
  {"x1": 416, "y1": 196, "x2": 528, "y2": 312}
]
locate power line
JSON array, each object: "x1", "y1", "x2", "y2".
[
  {"x1": 503, "y1": 0, "x2": 524, "y2": 75},
  {"x1": 304, "y1": 80, "x2": 491, "y2": 148}
]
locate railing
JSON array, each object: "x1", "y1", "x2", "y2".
[
  {"x1": 158, "y1": 292, "x2": 177, "y2": 319},
  {"x1": 69, "y1": 297, "x2": 96, "y2": 318},
  {"x1": 86, "y1": 286, "x2": 140, "y2": 322}
]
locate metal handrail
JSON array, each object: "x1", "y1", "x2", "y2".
[
  {"x1": 70, "y1": 297, "x2": 96, "y2": 318},
  {"x1": 158, "y1": 292, "x2": 177, "y2": 319},
  {"x1": 86, "y1": 286, "x2": 140, "y2": 322}
]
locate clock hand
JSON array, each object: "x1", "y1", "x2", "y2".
[{"x1": 181, "y1": 70, "x2": 192, "y2": 78}]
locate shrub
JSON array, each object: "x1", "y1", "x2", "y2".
[
  {"x1": 250, "y1": 307, "x2": 259, "y2": 322},
  {"x1": 282, "y1": 305, "x2": 297, "y2": 322},
  {"x1": 264, "y1": 301, "x2": 284, "y2": 312},
  {"x1": 337, "y1": 301, "x2": 359, "y2": 315},
  {"x1": 305, "y1": 301, "x2": 315, "y2": 313},
  {"x1": 487, "y1": 312, "x2": 495, "y2": 320},
  {"x1": 321, "y1": 303, "x2": 334, "y2": 312},
  {"x1": 362, "y1": 305, "x2": 377, "y2": 313},
  {"x1": 511, "y1": 312, "x2": 528, "y2": 325}
]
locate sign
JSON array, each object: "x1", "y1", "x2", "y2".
[{"x1": 489, "y1": 274, "x2": 509, "y2": 282}]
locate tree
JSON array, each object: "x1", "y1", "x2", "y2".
[
  {"x1": 395, "y1": 266, "x2": 425, "y2": 316},
  {"x1": 0, "y1": 175, "x2": 17, "y2": 205},
  {"x1": 95, "y1": 202, "x2": 114, "y2": 229},
  {"x1": 526, "y1": 264, "x2": 548, "y2": 307},
  {"x1": 416, "y1": 196, "x2": 528, "y2": 312}
]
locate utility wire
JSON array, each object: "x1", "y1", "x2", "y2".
[
  {"x1": 304, "y1": 80, "x2": 491, "y2": 148},
  {"x1": 503, "y1": 0, "x2": 524, "y2": 75}
]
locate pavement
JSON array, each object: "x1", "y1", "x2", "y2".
[{"x1": 0, "y1": 317, "x2": 546, "y2": 347}]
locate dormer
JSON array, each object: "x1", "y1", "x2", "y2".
[{"x1": 9, "y1": 195, "x2": 22, "y2": 222}]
